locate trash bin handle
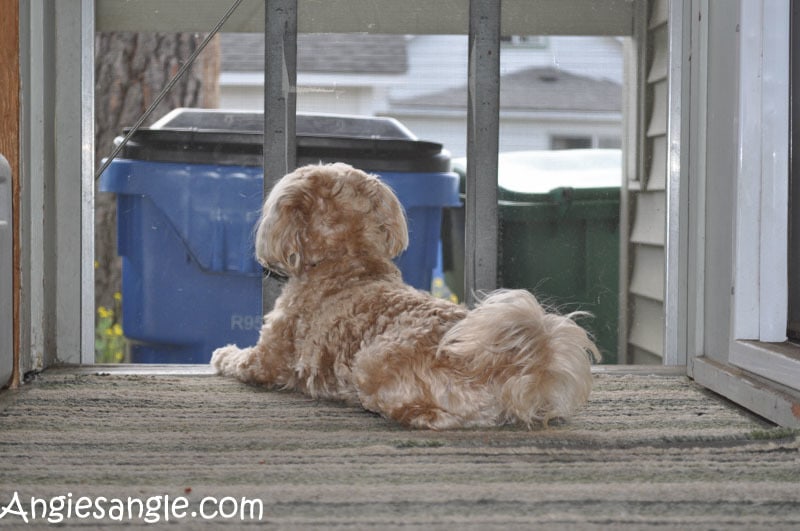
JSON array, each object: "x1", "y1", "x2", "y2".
[{"x1": 549, "y1": 187, "x2": 574, "y2": 219}]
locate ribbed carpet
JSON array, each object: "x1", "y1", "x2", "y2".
[{"x1": 0, "y1": 367, "x2": 798, "y2": 530}]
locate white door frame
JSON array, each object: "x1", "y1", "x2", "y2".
[{"x1": 677, "y1": 0, "x2": 800, "y2": 427}]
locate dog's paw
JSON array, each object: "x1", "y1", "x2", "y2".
[{"x1": 210, "y1": 344, "x2": 242, "y2": 376}]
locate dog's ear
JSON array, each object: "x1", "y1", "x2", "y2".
[
  {"x1": 255, "y1": 174, "x2": 309, "y2": 276},
  {"x1": 367, "y1": 177, "x2": 409, "y2": 258}
]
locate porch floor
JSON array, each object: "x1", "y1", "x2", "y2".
[{"x1": 1, "y1": 366, "x2": 799, "y2": 529}]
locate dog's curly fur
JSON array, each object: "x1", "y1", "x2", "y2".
[{"x1": 211, "y1": 163, "x2": 600, "y2": 429}]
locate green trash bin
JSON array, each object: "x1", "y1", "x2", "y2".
[{"x1": 442, "y1": 150, "x2": 621, "y2": 363}]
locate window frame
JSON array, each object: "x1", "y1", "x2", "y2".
[
  {"x1": 28, "y1": 0, "x2": 635, "y2": 371},
  {"x1": 15, "y1": 0, "x2": 800, "y2": 427},
  {"x1": 17, "y1": 0, "x2": 94, "y2": 369},
  {"x1": 680, "y1": 0, "x2": 800, "y2": 427}
]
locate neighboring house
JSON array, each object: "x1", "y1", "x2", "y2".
[
  {"x1": 218, "y1": 33, "x2": 624, "y2": 157},
  {"x1": 220, "y1": 33, "x2": 407, "y2": 116},
  {"x1": 395, "y1": 35, "x2": 624, "y2": 101},
  {"x1": 388, "y1": 65, "x2": 621, "y2": 157}
]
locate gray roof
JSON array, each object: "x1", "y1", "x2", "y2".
[
  {"x1": 221, "y1": 33, "x2": 408, "y2": 75},
  {"x1": 391, "y1": 67, "x2": 621, "y2": 113}
]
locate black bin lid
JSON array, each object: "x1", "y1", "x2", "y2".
[{"x1": 117, "y1": 109, "x2": 450, "y2": 173}]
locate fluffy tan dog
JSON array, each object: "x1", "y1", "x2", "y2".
[{"x1": 211, "y1": 163, "x2": 599, "y2": 429}]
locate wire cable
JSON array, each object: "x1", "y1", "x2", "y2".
[{"x1": 94, "y1": 0, "x2": 245, "y2": 180}]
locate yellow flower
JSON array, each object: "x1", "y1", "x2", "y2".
[
  {"x1": 97, "y1": 306, "x2": 111, "y2": 319},
  {"x1": 112, "y1": 324, "x2": 123, "y2": 336},
  {"x1": 113, "y1": 292, "x2": 122, "y2": 302}
]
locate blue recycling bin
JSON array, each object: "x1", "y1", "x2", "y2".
[{"x1": 100, "y1": 110, "x2": 459, "y2": 363}]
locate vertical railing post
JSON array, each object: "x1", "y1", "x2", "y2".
[
  {"x1": 263, "y1": 0, "x2": 297, "y2": 314},
  {"x1": 465, "y1": 0, "x2": 501, "y2": 305}
]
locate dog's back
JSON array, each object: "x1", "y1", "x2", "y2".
[{"x1": 213, "y1": 163, "x2": 599, "y2": 430}]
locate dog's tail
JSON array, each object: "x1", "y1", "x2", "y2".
[{"x1": 437, "y1": 289, "x2": 600, "y2": 426}]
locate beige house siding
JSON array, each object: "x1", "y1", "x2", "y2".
[{"x1": 625, "y1": 0, "x2": 668, "y2": 364}]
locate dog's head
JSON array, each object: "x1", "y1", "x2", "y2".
[{"x1": 255, "y1": 163, "x2": 409, "y2": 277}]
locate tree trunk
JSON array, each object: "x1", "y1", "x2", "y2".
[{"x1": 94, "y1": 33, "x2": 220, "y2": 350}]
